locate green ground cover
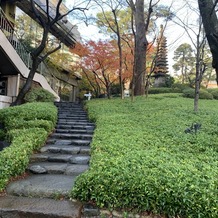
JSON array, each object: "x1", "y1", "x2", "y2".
[
  {"x1": 72, "y1": 94, "x2": 218, "y2": 218},
  {"x1": 0, "y1": 102, "x2": 57, "y2": 191}
]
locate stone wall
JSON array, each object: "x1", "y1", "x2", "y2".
[{"x1": 0, "y1": 95, "x2": 12, "y2": 108}]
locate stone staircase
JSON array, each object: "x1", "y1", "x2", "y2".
[{"x1": 0, "y1": 102, "x2": 97, "y2": 218}]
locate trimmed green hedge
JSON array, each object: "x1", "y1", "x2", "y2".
[
  {"x1": 0, "y1": 102, "x2": 57, "y2": 130},
  {"x1": 206, "y1": 88, "x2": 218, "y2": 93},
  {"x1": 148, "y1": 87, "x2": 182, "y2": 94},
  {"x1": 0, "y1": 102, "x2": 57, "y2": 191},
  {"x1": 71, "y1": 94, "x2": 218, "y2": 218},
  {"x1": 172, "y1": 83, "x2": 191, "y2": 91},
  {"x1": 210, "y1": 90, "x2": 218, "y2": 100},
  {"x1": 148, "y1": 87, "x2": 173, "y2": 94},
  {"x1": 182, "y1": 88, "x2": 213, "y2": 100}
]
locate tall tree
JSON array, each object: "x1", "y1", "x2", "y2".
[
  {"x1": 128, "y1": 0, "x2": 160, "y2": 96},
  {"x1": 11, "y1": 0, "x2": 90, "y2": 106},
  {"x1": 95, "y1": 0, "x2": 130, "y2": 99},
  {"x1": 173, "y1": 1, "x2": 212, "y2": 111},
  {"x1": 96, "y1": 7, "x2": 136, "y2": 97},
  {"x1": 198, "y1": 0, "x2": 218, "y2": 85},
  {"x1": 173, "y1": 43, "x2": 195, "y2": 84}
]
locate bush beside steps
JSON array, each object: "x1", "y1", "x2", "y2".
[{"x1": 0, "y1": 102, "x2": 57, "y2": 191}]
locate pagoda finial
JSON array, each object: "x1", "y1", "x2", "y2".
[
  {"x1": 160, "y1": 24, "x2": 164, "y2": 37},
  {"x1": 160, "y1": 24, "x2": 163, "y2": 31}
]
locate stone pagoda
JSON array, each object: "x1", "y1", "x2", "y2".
[{"x1": 153, "y1": 25, "x2": 169, "y2": 87}]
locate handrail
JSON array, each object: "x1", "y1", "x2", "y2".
[{"x1": 0, "y1": 8, "x2": 31, "y2": 68}]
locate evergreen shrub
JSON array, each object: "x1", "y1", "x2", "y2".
[
  {"x1": 206, "y1": 88, "x2": 218, "y2": 93},
  {"x1": 24, "y1": 87, "x2": 55, "y2": 103},
  {"x1": 172, "y1": 83, "x2": 190, "y2": 92},
  {"x1": 148, "y1": 87, "x2": 173, "y2": 94},
  {"x1": 210, "y1": 90, "x2": 218, "y2": 100},
  {"x1": 183, "y1": 88, "x2": 213, "y2": 99},
  {"x1": 0, "y1": 102, "x2": 57, "y2": 191}
]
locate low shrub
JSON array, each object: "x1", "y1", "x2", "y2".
[
  {"x1": 24, "y1": 87, "x2": 56, "y2": 103},
  {"x1": 148, "y1": 87, "x2": 182, "y2": 94},
  {"x1": 172, "y1": 83, "x2": 191, "y2": 91},
  {"x1": 0, "y1": 102, "x2": 57, "y2": 129},
  {"x1": 0, "y1": 128, "x2": 47, "y2": 190},
  {"x1": 206, "y1": 88, "x2": 218, "y2": 93},
  {"x1": 71, "y1": 96, "x2": 218, "y2": 218},
  {"x1": 148, "y1": 87, "x2": 173, "y2": 94},
  {"x1": 182, "y1": 88, "x2": 195, "y2": 98},
  {"x1": 5, "y1": 119, "x2": 54, "y2": 133},
  {"x1": 183, "y1": 88, "x2": 213, "y2": 100},
  {"x1": 199, "y1": 90, "x2": 213, "y2": 99},
  {"x1": 210, "y1": 89, "x2": 218, "y2": 100},
  {"x1": 0, "y1": 102, "x2": 57, "y2": 191}
]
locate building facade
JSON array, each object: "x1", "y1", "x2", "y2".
[{"x1": 0, "y1": 0, "x2": 81, "y2": 108}]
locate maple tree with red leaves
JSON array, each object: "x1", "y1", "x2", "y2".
[
  {"x1": 73, "y1": 40, "x2": 119, "y2": 98},
  {"x1": 72, "y1": 39, "x2": 155, "y2": 99}
]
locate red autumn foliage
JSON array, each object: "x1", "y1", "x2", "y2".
[{"x1": 71, "y1": 38, "x2": 155, "y2": 97}]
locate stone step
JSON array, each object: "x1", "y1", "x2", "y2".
[
  {"x1": 46, "y1": 139, "x2": 92, "y2": 146},
  {"x1": 0, "y1": 102, "x2": 95, "y2": 218},
  {"x1": 56, "y1": 124, "x2": 95, "y2": 130},
  {"x1": 31, "y1": 153, "x2": 90, "y2": 164},
  {"x1": 28, "y1": 162, "x2": 89, "y2": 176},
  {"x1": 57, "y1": 121, "x2": 94, "y2": 126},
  {"x1": 58, "y1": 109, "x2": 86, "y2": 111},
  {"x1": 58, "y1": 112, "x2": 87, "y2": 115},
  {"x1": 55, "y1": 102, "x2": 81, "y2": 106},
  {"x1": 6, "y1": 174, "x2": 77, "y2": 199},
  {"x1": 40, "y1": 144, "x2": 90, "y2": 155},
  {"x1": 55, "y1": 129, "x2": 94, "y2": 134},
  {"x1": 56, "y1": 104, "x2": 82, "y2": 106},
  {"x1": 58, "y1": 109, "x2": 84, "y2": 112},
  {"x1": 58, "y1": 118, "x2": 89, "y2": 123},
  {"x1": 58, "y1": 115, "x2": 88, "y2": 119},
  {"x1": 50, "y1": 133, "x2": 93, "y2": 140},
  {"x1": 57, "y1": 107, "x2": 84, "y2": 110},
  {"x1": 57, "y1": 108, "x2": 83, "y2": 111},
  {"x1": 0, "y1": 196, "x2": 82, "y2": 218}
]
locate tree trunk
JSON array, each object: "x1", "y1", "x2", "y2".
[
  {"x1": 11, "y1": 58, "x2": 40, "y2": 106},
  {"x1": 194, "y1": 38, "x2": 200, "y2": 112},
  {"x1": 118, "y1": 38, "x2": 124, "y2": 99},
  {"x1": 198, "y1": 0, "x2": 218, "y2": 83},
  {"x1": 134, "y1": 0, "x2": 147, "y2": 96},
  {"x1": 106, "y1": 85, "x2": 111, "y2": 99},
  {"x1": 112, "y1": 9, "x2": 124, "y2": 99}
]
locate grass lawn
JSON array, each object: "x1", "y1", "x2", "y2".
[{"x1": 71, "y1": 94, "x2": 218, "y2": 218}]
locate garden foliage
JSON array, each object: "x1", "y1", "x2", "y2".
[
  {"x1": 148, "y1": 87, "x2": 180, "y2": 94},
  {"x1": 0, "y1": 102, "x2": 57, "y2": 190},
  {"x1": 71, "y1": 94, "x2": 218, "y2": 218},
  {"x1": 24, "y1": 87, "x2": 56, "y2": 103},
  {"x1": 182, "y1": 88, "x2": 213, "y2": 99}
]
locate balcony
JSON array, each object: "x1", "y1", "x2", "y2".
[{"x1": 12, "y1": 0, "x2": 80, "y2": 47}]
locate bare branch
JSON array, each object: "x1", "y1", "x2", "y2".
[
  {"x1": 30, "y1": 0, "x2": 45, "y2": 27},
  {"x1": 41, "y1": 43, "x2": 62, "y2": 61}
]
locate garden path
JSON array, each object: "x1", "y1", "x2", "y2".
[{"x1": 0, "y1": 102, "x2": 98, "y2": 217}]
